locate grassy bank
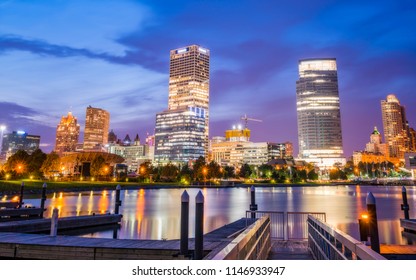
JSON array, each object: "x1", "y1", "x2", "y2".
[
  {"x1": 0, "y1": 179, "x2": 346, "y2": 195},
  {"x1": 0, "y1": 180, "x2": 181, "y2": 195}
]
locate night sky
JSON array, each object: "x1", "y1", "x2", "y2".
[{"x1": 0, "y1": 0, "x2": 415, "y2": 158}]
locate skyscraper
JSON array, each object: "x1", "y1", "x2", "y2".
[
  {"x1": 296, "y1": 58, "x2": 345, "y2": 167},
  {"x1": 55, "y1": 111, "x2": 80, "y2": 156},
  {"x1": 381, "y1": 94, "x2": 410, "y2": 159},
  {"x1": 83, "y1": 106, "x2": 110, "y2": 151},
  {"x1": 155, "y1": 107, "x2": 206, "y2": 163},
  {"x1": 168, "y1": 45, "x2": 210, "y2": 153},
  {"x1": 154, "y1": 45, "x2": 210, "y2": 164}
]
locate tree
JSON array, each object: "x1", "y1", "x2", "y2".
[
  {"x1": 223, "y1": 166, "x2": 235, "y2": 179},
  {"x1": 160, "y1": 163, "x2": 179, "y2": 182},
  {"x1": 41, "y1": 151, "x2": 61, "y2": 178},
  {"x1": 207, "y1": 160, "x2": 221, "y2": 179},
  {"x1": 27, "y1": 149, "x2": 47, "y2": 178},
  {"x1": 4, "y1": 150, "x2": 30, "y2": 178},
  {"x1": 192, "y1": 156, "x2": 206, "y2": 181},
  {"x1": 307, "y1": 169, "x2": 319, "y2": 180},
  {"x1": 238, "y1": 163, "x2": 252, "y2": 178},
  {"x1": 258, "y1": 164, "x2": 273, "y2": 178},
  {"x1": 138, "y1": 161, "x2": 152, "y2": 181},
  {"x1": 90, "y1": 155, "x2": 106, "y2": 178}
]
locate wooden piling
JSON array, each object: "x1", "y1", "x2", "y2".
[
  {"x1": 115, "y1": 185, "x2": 121, "y2": 215},
  {"x1": 401, "y1": 186, "x2": 410, "y2": 220},
  {"x1": 50, "y1": 208, "x2": 59, "y2": 236},
  {"x1": 367, "y1": 192, "x2": 380, "y2": 253},
  {"x1": 18, "y1": 182, "x2": 24, "y2": 209},
  {"x1": 40, "y1": 183, "x2": 47, "y2": 218},
  {"x1": 194, "y1": 191, "x2": 204, "y2": 260},
  {"x1": 180, "y1": 190, "x2": 189, "y2": 256},
  {"x1": 249, "y1": 185, "x2": 258, "y2": 219}
]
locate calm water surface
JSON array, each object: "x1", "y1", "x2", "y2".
[{"x1": 22, "y1": 185, "x2": 416, "y2": 245}]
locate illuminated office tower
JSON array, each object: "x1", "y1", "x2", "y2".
[
  {"x1": 154, "y1": 45, "x2": 209, "y2": 164},
  {"x1": 168, "y1": 45, "x2": 210, "y2": 155},
  {"x1": 83, "y1": 106, "x2": 110, "y2": 151},
  {"x1": 296, "y1": 58, "x2": 345, "y2": 167},
  {"x1": 55, "y1": 111, "x2": 80, "y2": 156},
  {"x1": 154, "y1": 107, "x2": 206, "y2": 164},
  {"x1": 381, "y1": 94, "x2": 410, "y2": 159}
]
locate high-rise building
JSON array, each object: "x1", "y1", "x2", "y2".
[
  {"x1": 154, "y1": 45, "x2": 210, "y2": 164},
  {"x1": 296, "y1": 58, "x2": 345, "y2": 167},
  {"x1": 1, "y1": 130, "x2": 40, "y2": 159},
  {"x1": 154, "y1": 107, "x2": 206, "y2": 164},
  {"x1": 83, "y1": 106, "x2": 110, "y2": 151},
  {"x1": 381, "y1": 94, "x2": 411, "y2": 159},
  {"x1": 54, "y1": 111, "x2": 80, "y2": 156},
  {"x1": 168, "y1": 45, "x2": 210, "y2": 154}
]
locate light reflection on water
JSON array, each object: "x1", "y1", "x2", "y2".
[{"x1": 22, "y1": 185, "x2": 416, "y2": 245}]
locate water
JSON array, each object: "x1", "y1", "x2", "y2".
[{"x1": 22, "y1": 185, "x2": 416, "y2": 244}]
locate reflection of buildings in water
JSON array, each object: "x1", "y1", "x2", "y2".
[{"x1": 36, "y1": 186, "x2": 416, "y2": 245}]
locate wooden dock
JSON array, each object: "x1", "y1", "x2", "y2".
[
  {"x1": 0, "y1": 201, "x2": 20, "y2": 209},
  {"x1": 0, "y1": 207, "x2": 43, "y2": 219},
  {"x1": 0, "y1": 214, "x2": 122, "y2": 233},
  {"x1": 0, "y1": 218, "x2": 252, "y2": 260},
  {"x1": 381, "y1": 244, "x2": 416, "y2": 260},
  {"x1": 268, "y1": 240, "x2": 313, "y2": 260}
]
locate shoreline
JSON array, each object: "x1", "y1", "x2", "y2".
[{"x1": 0, "y1": 180, "x2": 413, "y2": 196}]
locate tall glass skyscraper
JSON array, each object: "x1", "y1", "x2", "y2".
[
  {"x1": 155, "y1": 45, "x2": 210, "y2": 164},
  {"x1": 296, "y1": 58, "x2": 345, "y2": 167}
]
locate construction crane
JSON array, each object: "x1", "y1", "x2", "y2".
[{"x1": 241, "y1": 114, "x2": 262, "y2": 129}]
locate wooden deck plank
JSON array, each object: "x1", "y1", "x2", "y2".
[{"x1": 0, "y1": 214, "x2": 122, "y2": 233}]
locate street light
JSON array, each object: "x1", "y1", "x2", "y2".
[{"x1": 203, "y1": 167, "x2": 208, "y2": 186}]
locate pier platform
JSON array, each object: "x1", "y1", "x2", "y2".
[
  {"x1": 0, "y1": 214, "x2": 122, "y2": 233},
  {"x1": 0, "y1": 218, "x2": 254, "y2": 260}
]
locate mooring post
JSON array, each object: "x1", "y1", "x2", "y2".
[
  {"x1": 50, "y1": 208, "x2": 59, "y2": 236},
  {"x1": 18, "y1": 181, "x2": 24, "y2": 208},
  {"x1": 367, "y1": 192, "x2": 380, "y2": 253},
  {"x1": 249, "y1": 185, "x2": 258, "y2": 219},
  {"x1": 115, "y1": 184, "x2": 122, "y2": 214},
  {"x1": 194, "y1": 190, "x2": 204, "y2": 260},
  {"x1": 180, "y1": 190, "x2": 189, "y2": 256},
  {"x1": 40, "y1": 183, "x2": 47, "y2": 218},
  {"x1": 358, "y1": 214, "x2": 369, "y2": 243},
  {"x1": 401, "y1": 186, "x2": 410, "y2": 220}
]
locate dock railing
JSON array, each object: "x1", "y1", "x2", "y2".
[
  {"x1": 308, "y1": 215, "x2": 386, "y2": 260},
  {"x1": 210, "y1": 215, "x2": 271, "y2": 260},
  {"x1": 246, "y1": 211, "x2": 326, "y2": 240}
]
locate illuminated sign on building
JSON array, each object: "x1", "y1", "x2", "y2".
[{"x1": 177, "y1": 48, "x2": 188, "y2": 54}]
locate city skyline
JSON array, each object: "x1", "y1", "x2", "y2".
[{"x1": 0, "y1": 0, "x2": 415, "y2": 158}]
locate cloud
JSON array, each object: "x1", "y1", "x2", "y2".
[{"x1": 0, "y1": 0, "x2": 151, "y2": 55}]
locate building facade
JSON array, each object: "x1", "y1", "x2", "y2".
[
  {"x1": 154, "y1": 45, "x2": 210, "y2": 164},
  {"x1": 154, "y1": 107, "x2": 206, "y2": 164},
  {"x1": 381, "y1": 94, "x2": 412, "y2": 159},
  {"x1": 83, "y1": 106, "x2": 110, "y2": 151},
  {"x1": 296, "y1": 58, "x2": 345, "y2": 167},
  {"x1": 365, "y1": 127, "x2": 387, "y2": 155},
  {"x1": 210, "y1": 127, "x2": 292, "y2": 167},
  {"x1": 1, "y1": 130, "x2": 40, "y2": 159},
  {"x1": 55, "y1": 111, "x2": 80, "y2": 156}
]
